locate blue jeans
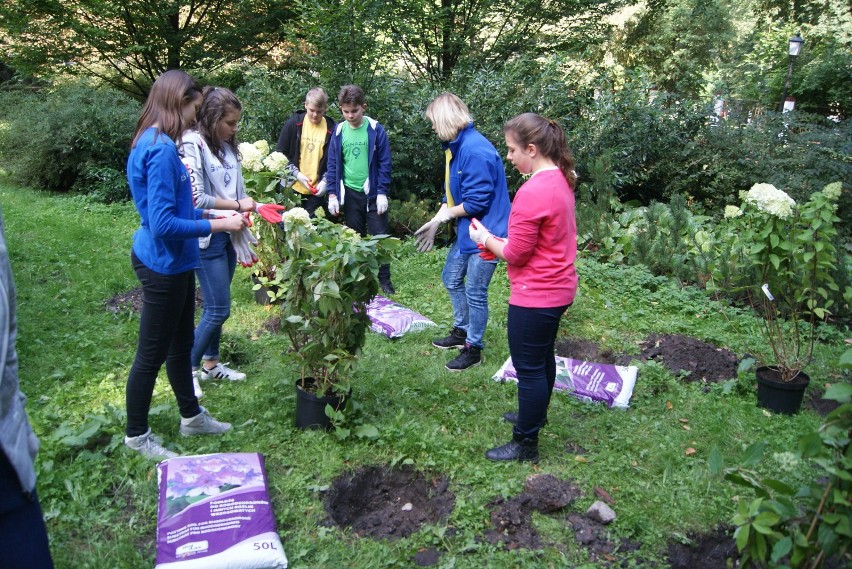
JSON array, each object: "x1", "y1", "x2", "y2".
[
  {"x1": 441, "y1": 240, "x2": 497, "y2": 349},
  {"x1": 191, "y1": 233, "x2": 236, "y2": 368},
  {"x1": 127, "y1": 252, "x2": 200, "y2": 437},
  {"x1": 508, "y1": 303, "x2": 569, "y2": 439}
]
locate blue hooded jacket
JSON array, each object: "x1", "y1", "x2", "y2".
[{"x1": 445, "y1": 123, "x2": 510, "y2": 255}]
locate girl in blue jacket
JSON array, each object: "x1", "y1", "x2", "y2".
[{"x1": 124, "y1": 70, "x2": 246, "y2": 460}]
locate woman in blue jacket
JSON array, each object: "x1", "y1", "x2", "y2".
[
  {"x1": 124, "y1": 70, "x2": 245, "y2": 459},
  {"x1": 415, "y1": 93, "x2": 511, "y2": 371}
]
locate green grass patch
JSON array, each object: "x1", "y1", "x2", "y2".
[{"x1": 1, "y1": 181, "x2": 845, "y2": 568}]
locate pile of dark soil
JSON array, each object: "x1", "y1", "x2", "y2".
[
  {"x1": 618, "y1": 333, "x2": 739, "y2": 383},
  {"x1": 482, "y1": 474, "x2": 582, "y2": 550},
  {"x1": 555, "y1": 337, "x2": 617, "y2": 364},
  {"x1": 324, "y1": 465, "x2": 455, "y2": 540},
  {"x1": 105, "y1": 286, "x2": 203, "y2": 313},
  {"x1": 665, "y1": 526, "x2": 739, "y2": 568}
]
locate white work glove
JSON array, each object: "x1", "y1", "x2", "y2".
[
  {"x1": 468, "y1": 217, "x2": 493, "y2": 246},
  {"x1": 376, "y1": 194, "x2": 388, "y2": 215},
  {"x1": 231, "y1": 227, "x2": 258, "y2": 267},
  {"x1": 295, "y1": 170, "x2": 311, "y2": 188},
  {"x1": 432, "y1": 203, "x2": 454, "y2": 224},
  {"x1": 314, "y1": 179, "x2": 327, "y2": 197},
  {"x1": 413, "y1": 219, "x2": 440, "y2": 253},
  {"x1": 328, "y1": 194, "x2": 340, "y2": 216}
]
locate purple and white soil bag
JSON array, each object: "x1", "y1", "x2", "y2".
[
  {"x1": 492, "y1": 356, "x2": 638, "y2": 409},
  {"x1": 155, "y1": 453, "x2": 287, "y2": 569},
  {"x1": 366, "y1": 295, "x2": 437, "y2": 339}
]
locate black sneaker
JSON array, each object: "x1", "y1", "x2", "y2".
[
  {"x1": 432, "y1": 327, "x2": 467, "y2": 350},
  {"x1": 379, "y1": 279, "x2": 396, "y2": 295},
  {"x1": 446, "y1": 344, "x2": 481, "y2": 372}
]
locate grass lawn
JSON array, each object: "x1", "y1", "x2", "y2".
[{"x1": 1, "y1": 182, "x2": 846, "y2": 568}]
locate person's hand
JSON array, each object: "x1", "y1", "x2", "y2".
[
  {"x1": 328, "y1": 194, "x2": 340, "y2": 216},
  {"x1": 468, "y1": 217, "x2": 492, "y2": 245},
  {"x1": 221, "y1": 213, "x2": 248, "y2": 232},
  {"x1": 237, "y1": 197, "x2": 256, "y2": 212},
  {"x1": 313, "y1": 179, "x2": 327, "y2": 197},
  {"x1": 376, "y1": 194, "x2": 388, "y2": 215},
  {"x1": 231, "y1": 228, "x2": 258, "y2": 267},
  {"x1": 413, "y1": 219, "x2": 440, "y2": 253},
  {"x1": 432, "y1": 203, "x2": 454, "y2": 224},
  {"x1": 255, "y1": 203, "x2": 286, "y2": 224},
  {"x1": 296, "y1": 171, "x2": 311, "y2": 188},
  {"x1": 477, "y1": 243, "x2": 497, "y2": 261}
]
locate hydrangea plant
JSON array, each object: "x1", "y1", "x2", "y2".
[
  {"x1": 237, "y1": 140, "x2": 298, "y2": 295},
  {"x1": 716, "y1": 182, "x2": 843, "y2": 381},
  {"x1": 277, "y1": 208, "x2": 399, "y2": 396}
]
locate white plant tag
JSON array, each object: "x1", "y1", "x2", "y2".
[{"x1": 761, "y1": 284, "x2": 775, "y2": 301}]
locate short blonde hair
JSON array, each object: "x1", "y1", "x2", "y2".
[
  {"x1": 305, "y1": 87, "x2": 328, "y2": 110},
  {"x1": 424, "y1": 93, "x2": 472, "y2": 141}
]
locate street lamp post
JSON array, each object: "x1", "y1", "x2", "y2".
[{"x1": 780, "y1": 32, "x2": 804, "y2": 112}]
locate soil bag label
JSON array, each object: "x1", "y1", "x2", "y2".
[
  {"x1": 366, "y1": 295, "x2": 437, "y2": 339},
  {"x1": 493, "y1": 357, "x2": 637, "y2": 409},
  {"x1": 155, "y1": 453, "x2": 287, "y2": 569}
]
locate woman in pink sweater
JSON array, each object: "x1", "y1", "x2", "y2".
[{"x1": 469, "y1": 113, "x2": 577, "y2": 463}]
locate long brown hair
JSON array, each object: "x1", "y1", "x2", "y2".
[
  {"x1": 197, "y1": 86, "x2": 242, "y2": 160},
  {"x1": 504, "y1": 113, "x2": 576, "y2": 188},
  {"x1": 131, "y1": 70, "x2": 202, "y2": 148}
]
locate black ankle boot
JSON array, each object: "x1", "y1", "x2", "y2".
[
  {"x1": 502, "y1": 411, "x2": 548, "y2": 427},
  {"x1": 485, "y1": 435, "x2": 539, "y2": 463}
]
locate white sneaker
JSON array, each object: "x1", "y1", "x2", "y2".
[
  {"x1": 192, "y1": 371, "x2": 203, "y2": 398},
  {"x1": 125, "y1": 428, "x2": 178, "y2": 459},
  {"x1": 180, "y1": 406, "x2": 232, "y2": 436},
  {"x1": 199, "y1": 362, "x2": 246, "y2": 381}
]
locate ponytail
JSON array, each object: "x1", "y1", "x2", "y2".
[{"x1": 504, "y1": 113, "x2": 576, "y2": 188}]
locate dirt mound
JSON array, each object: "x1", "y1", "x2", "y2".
[
  {"x1": 665, "y1": 526, "x2": 739, "y2": 568},
  {"x1": 555, "y1": 338, "x2": 617, "y2": 363},
  {"x1": 105, "y1": 286, "x2": 203, "y2": 313},
  {"x1": 482, "y1": 474, "x2": 582, "y2": 550},
  {"x1": 324, "y1": 465, "x2": 455, "y2": 540},
  {"x1": 619, "y1": 333, "x2": 739, "y2": 382}
]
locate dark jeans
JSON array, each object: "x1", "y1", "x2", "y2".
[
  {"x1": 341, "y1": 187, "x2": 391, "y2": 282},
  {"x1": 126, "y1": 251, "x2": 201, "y2": 437},
  {"x1": 191, "y1": 233, "x2": 236, "y2": 368},
  {"x1": 300, "y1": 193, "x2": 327, "y2": 218},
  {"x1": 0, "y1": 451, "x2": 54, "y2": 569},
  {"x1": 508, "y1": 303, "x2": 569, "y2": 439}
]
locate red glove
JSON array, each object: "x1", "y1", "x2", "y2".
[
  {"x1": 477, "y1": 236, "x2": 504, "y2": 261},
  {"x1": 255, "y1": 203, "x2": 286, "y2": 224}
]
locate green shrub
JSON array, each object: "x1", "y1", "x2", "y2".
[{"x1": 0, "y1": 79, "x2": 139, "y2": 194}]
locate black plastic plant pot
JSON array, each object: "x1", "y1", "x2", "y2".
[
  {"x1": 294, "y1": 378, "x2": 349, "y2": 430},
  {"x1": 755, "y1": 366, "x2": 810, "y2": 415}
]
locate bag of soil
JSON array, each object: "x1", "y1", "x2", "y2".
[{"x1": 155, "y1": 452, "x2": 287, "y2": 568}]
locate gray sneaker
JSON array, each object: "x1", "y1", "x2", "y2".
[
  {"x1": 125, "y1": 428, "x2": 178, "y2": 459},
  {"x1": 180, "y1": 406, "x2": 232, "y2": 436}
]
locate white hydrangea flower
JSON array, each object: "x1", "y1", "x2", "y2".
[
  {"x1": 724, "y1": 205, "x2": 743, "y2": 218},
  {"x1": 745, "y1": 183, "x2": 796, "y2": 219},
  {"x1": 282, "y1": 207, "x2": 312, "y2": 227},
  {"x1": 253, "y1": 139, "x2": 270, "y2": 156},
  {"x1": 238, "y1": 142, "x2": 264, "y2": 173},
  {"x1": 822, "y1": 181, "x2": 841, "y2": 201},
  {"x1": 262, "y1": 151, "x2": 289, "y2": 173},
  {"x1": 771, "y1": 451, "x2": 800, "y2": 473}
]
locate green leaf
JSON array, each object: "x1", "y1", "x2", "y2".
[
  {"x1": 354, "y1": 424, "x2": 380, "y2": 439},
  {"x1": 708, "y1": 446, "x2": 724, "y2": 474},
  {"x1": 735, "y1": 524, "x2": 750, "y2": 552},
  {"x1": 824, "y1": 383, "x2": 852, "y2": 402},
  {"x1": 742, "y1": 441, "x2": 767, "y2": 466},
  {"x1": 771, "y1": 536, "x2": 792, "y2": 563}
]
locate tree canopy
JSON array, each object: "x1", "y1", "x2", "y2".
[{"x1": 0, "y1": 0, "x2": 296, "y2": 97}]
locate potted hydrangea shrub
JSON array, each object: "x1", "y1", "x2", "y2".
[
  {"x1": 276, "y1": 207, "x2": 398, "y2": 429},
  {"x1": 715, "y1": 181, "x2": 843, "y2": 414}
]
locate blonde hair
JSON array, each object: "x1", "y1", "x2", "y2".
[
  {"x1": 424, "y1": 93, "x2": 472, "y2": 141},
  {"x1": 305, "y1": 87, "x2": 329, "y2": 110}
]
